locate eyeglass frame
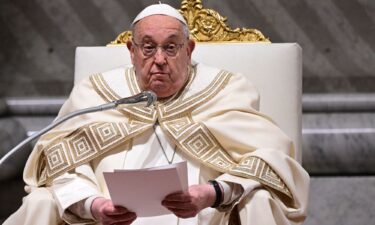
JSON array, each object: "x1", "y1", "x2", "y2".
[{"x1": 132, "y1": 40, "x2": 186, "y2": 58}]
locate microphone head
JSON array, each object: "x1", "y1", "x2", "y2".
[
  {"x1": 114, "y1": 91, "x2": 157, "y2": 107},
  {"x1": 144, "y1": 91, "x2": 157, "y2": 107}
]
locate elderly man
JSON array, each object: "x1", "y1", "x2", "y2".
[{"x1": 4, "y1": 3, "x2": 309, "y2": 225}]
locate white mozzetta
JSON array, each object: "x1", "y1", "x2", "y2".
[{"x1": 74, "y1": 43, "x2": 302, "y2": 162}]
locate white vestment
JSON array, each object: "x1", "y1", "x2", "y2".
[{"x1": 4, "y1": 63, "x2": 309, "y2": 225}]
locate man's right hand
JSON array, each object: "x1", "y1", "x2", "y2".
[{"x1": 91, "y1": 197, "x2": 137, "y2": 225}]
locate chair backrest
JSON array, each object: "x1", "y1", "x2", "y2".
[{"x1": 74, "y1": 43, "x2": 302, "y2": 162}]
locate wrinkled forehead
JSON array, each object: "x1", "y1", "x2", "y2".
[{"x1": 132, "y1": 15, "x2": 185, "y2": 41}]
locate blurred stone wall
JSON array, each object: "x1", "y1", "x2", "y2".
[
  {"x1": 0, "y1": 0, "x2": 374, "y2": 97},
  {"x1": 1, "y1": 0, "x2": 375, "y2": 224}
]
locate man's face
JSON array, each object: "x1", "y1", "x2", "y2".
[{"x1": 127, "y1": 15, "x2": 195, "y2": 98}]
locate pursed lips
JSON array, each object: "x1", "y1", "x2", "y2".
[{"x1": 150, "y1": 71, "x2": 169, "y2": 77}]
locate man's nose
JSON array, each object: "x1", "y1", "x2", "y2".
[{"x1": 153, "y1": 48, "x2": 167, "y2": 65}]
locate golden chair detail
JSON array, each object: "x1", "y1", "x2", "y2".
[{"x1": 109, "y1": 0, "x2": 269, "y2": 44}]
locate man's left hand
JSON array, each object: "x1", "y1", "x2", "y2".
[{"x1": 162, "y1": 184, "x2": 216, "y2": 218}]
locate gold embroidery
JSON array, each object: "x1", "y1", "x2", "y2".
[
  {"x1": 91, "y1": 71, "x2": 156, "y2": 123},
  {"x1": 161, "y1": 119, "x2": 292, "y2": 198},
  {"x1": 68, "y1": 127, "x2": 98, "y2": 163},
  {"x1": 91, "y1": 66, "x2": 291, "y2": 197},
  {"x1": 120, "y1": 119, "x2": 152, "y2": 135},
  {"x1": 122, "y1": 106, "x2": 156, "y2": 122},
  {"x1": 158, "y1": 70, "x2": 232, "y2": 120},
  {"x1": 165, "y1": 120, "x2": 227, "y2": 168},
  {"x1": 90, "y1": 74, "x2": 121, "y2": 101},
  {"x1": 126, "y1": 67, "x2": 141, "y2": 94},
  {"x1": 90, "y1": 74, "x2": 109, "y2": 102},
  {"x1": 180, "y1": 123, "x2": 218, "y2": 158},
  {"x1": 91, "y1": 123, "x2": 124, "y2": 149},
  {"x1": 45, "y1": 141, "x2": 70, "y2": 174},
  {"x1": 39, "y1": 121, "x2": 153, "y2": 185},
  {"x1": 163, "y1": 116, "x2": 195, "y2": 139},
  {"x1": 40, "y1": 66, "x2": 291, "y2": 198}
]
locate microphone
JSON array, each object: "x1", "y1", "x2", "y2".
[{"x1": 0, "y1": 91, "x2": 157, "y2": 166}]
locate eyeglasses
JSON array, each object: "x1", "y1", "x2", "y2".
[{"x1": 133, "y1": 41, "x2": 184, "y2": 57}]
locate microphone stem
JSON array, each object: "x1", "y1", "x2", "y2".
[{"x1": 0, "y1": 102, "x2": 116, "y2": 166}]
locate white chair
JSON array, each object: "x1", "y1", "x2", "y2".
[{"x1": 74, "y1": 43, "x2": 302, "y2": 162}]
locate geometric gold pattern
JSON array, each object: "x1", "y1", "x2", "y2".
[
  {"x1": 69, "y1": 128, "x2": 97, "y2": 162},
  {"x1": 45, "y1": 142, "x2": 69, "y2": 172},
  {"x1": 39, "y1": 65, "x2": 291, "y2": 198},
  {"x1": 98, "y1": 67, "x2": 290, "y2": 198},
  {"x1": 39, "y1": 121, "x2": 152, "y2": 185},
  {"x1": 232, "y1": 156, "x2": 292, "y2": 197},
  {"x1": 157, "y1": 70, "x2": 232, "y2": 120},
  {"x1": 163, "y1": 117, "x2": 194, "y2": 138},
  {"x1": 181, "y1": 124, "x2": 217, "y2": 157},
  {"x1": 91, "y1": 123, "x2": 123, "y2": 149},
  {"x1": 90, "y1": 73, "x2": 157, "y2": 123},
  {"x1": 163, "y1": 118, "x2": 292, "y2": 198}
]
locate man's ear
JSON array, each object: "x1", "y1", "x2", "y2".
[
  {"x1": 187, "y1": 40, "x2": 195, "y2": 59},
  {"x1": 127, "y1": 40, "x2": 135, "y2": 63}
]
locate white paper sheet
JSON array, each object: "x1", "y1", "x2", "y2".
[{"x1": 103, "y1": 161, "x2": 188, "y2": 217}]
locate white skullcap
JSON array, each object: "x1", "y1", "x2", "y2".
[{"x1": 132, "y1": 3, "x2": 187, "y2": 26}]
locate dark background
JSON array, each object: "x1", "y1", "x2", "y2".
[
  {"x1": 0, "y1": 0, "x2": 374, "y2": 97},
  {"x1": 1, "y1": 1, "x2": 375, "y2": 224}
]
